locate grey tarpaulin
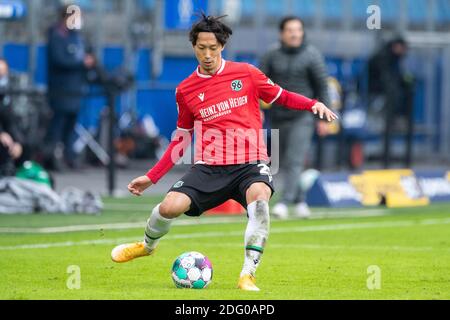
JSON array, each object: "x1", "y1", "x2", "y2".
[{"x1": 0, "y1": 178, "x2": 103, "y2": 215}]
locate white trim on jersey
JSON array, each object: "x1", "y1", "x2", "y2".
[
  {"x1": 196, "y1": 70, "x2": 211, "y2": 79},
  {"x1": 217, "y1": 59, "x2": 226, "y2": 74},
  {"x1": 269, "y1": 88, "x2": 284, "y2": 105},
  {"x1": 196, "y1": 59, "x2": 227, "y2": 78},
  {"x1": 177, "y1": 127, "x2": 194, "y2": 132}
]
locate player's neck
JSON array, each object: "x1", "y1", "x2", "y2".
[{"x1": 199, "y1": 57, "x2": 223, "y2": 76}]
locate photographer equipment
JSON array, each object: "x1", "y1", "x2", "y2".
[{"x1": 87, "y1": 63, "x2": 134, "y2": 195}]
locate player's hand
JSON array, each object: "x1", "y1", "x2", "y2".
[
  {"x1": 0, "y1": 132, "x2": 14, "y2": 149},
  {"x1": 128, "y1": 175, "x2": 153, "y2": 196},
  {"x1": 9, "y1": 143, "x2": 22, "y2": 159},
  {"x1": 312, "y1": 102, "x2": 339, "y2": 122}
]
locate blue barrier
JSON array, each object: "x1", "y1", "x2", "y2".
[
  {"x1": 306, "y1": 169, "x2": 450, "y2": 208},
  {"x1": 136, "y1": 89, "x2": 178, "y2": 138},
  {"x1": 3, "y1": 43, "x2": 28, "y2": 71},
  {"x1": 415, "y1": 170, "x2": 450, "y2": 203},
  {"x1": 306, "y1": 173, "x2": 363, "y2": 208},
  {"x1": 158, "y1": 56, "x2": 198, "y2": 83}
]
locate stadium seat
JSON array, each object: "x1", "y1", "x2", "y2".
[
  {"x1": 291, "y1": 0, "x2": 313, "y2": 19},
  {"x1": 323, "y1": 0, "x2": 343, "y2": 20},
  {"x1": 264, "y1": 0, "x2": 284, "y2": 18},
  {"x1": 351, "y1": 0, "x2": 375, "y2": 21},
  {"x1": 436, "y1": 0, "x2": 450, "y2": 23},
  {"x1": 103, "y1": 47, "x2": 125, "y2": 71},
  {"x1": 408, "y1": 0, "x2": 427, "y2": 24},
  {"x1": 378, "y1": 0, "x2": 399, "y2": 23}
]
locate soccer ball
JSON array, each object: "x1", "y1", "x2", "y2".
[{"x1": 171, "y1": 252, "x2": 213, "y2": 289}]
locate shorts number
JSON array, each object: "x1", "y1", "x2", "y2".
[{"x1": 258, "y1": 164, "x2": 273, "y2": 183}]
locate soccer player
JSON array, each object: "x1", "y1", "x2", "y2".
[{"x1": 111, "y1": 14, "x2": 338, "y2": 291}]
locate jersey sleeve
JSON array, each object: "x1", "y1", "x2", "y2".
[
  {"x1": 247, "y1": 64, "x2": 283, "y2": 104},
  {"x1": 146, "y1": 130, "x2": 192, "y2": 184},
  {"x1": 176, "y1": 88, "x2": 194, "y2": 131}
]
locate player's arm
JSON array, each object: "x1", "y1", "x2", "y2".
[
  {"x1": 128, "y1": 129, "x2": 193, "y2": 196},
  {"x1": 275, "y1": 90, "x2": 338, "y2": 122},
  {"x1": 128, "y1": 89, "x2": 194, "y2": 196},
  {"x1": 248, "y1": 64, "x2": 338, "y2": 122}
]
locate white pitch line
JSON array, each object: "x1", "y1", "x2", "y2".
[
  {"x1": 0, "y1": 209, "x2": 391, "y2": 234},
  {"x1": 0, "y1": 217, "x2": 449, "y2": 251},
  {"x1": 104, "y1": 202, "x2": 390, "y2": 215},
  {"x1": 0, "y1": 217, "x2": 247, "y2": 234},
  {"x1": 200, "y1": 243, "x2": 447, "y2": 253},
  {"x1": 103, "y1": 203, "x2": 156, "y2": 211}
]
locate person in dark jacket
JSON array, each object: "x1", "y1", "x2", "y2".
[
  {"x1": 260, "y1": 16, "x2": 331, "y2": 219},
  {"x1": 367, "y1": 36, "x2": 414, "y2": 167},
  {"x1": 0, "y1": 59, "x2": 23, "y2": 176},
  {"x1": 368, "y1": 37, "x2": 408, "y2": 100},
  {"x1": 45, "y1": 5, "x2": 95, "y2": 170}
]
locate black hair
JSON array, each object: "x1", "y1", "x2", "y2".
[
  {"x1": 279, "y1": 16, "x2": 304, "y2": 32},
  {"x1": 389, "y1": 35, "x2": 407, "y2": 47},
  {"x1": 189, "y1": 13, "x2": 233, "y2": 47}
]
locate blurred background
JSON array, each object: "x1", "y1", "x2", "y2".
[{"x1": 0, "y1": 0, "x2": 449, "y2": 198}]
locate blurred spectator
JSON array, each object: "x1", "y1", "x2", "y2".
[
  {"x1": 0, "y1": 59, "x2": 23, "y2": 176},
  {"x1": 0, "y1": 59, "x2": 10, "y2": 108},
  {"x1": 44, "y1": 4, "x2": 96, "y2": 171},
  {"x1": 369, "y1": 37, "x2": 408, "y2": 103},
  {"x1": 260, "y1": 16, "x2": 331, "y2": 219},
  {"x1": 367, "y1": 36, "x2": 415, "y2": 167}
]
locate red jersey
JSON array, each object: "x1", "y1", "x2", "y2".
[
  {"x1": 176, "y1": 59, "x2": 282, "y2": 165},
  {"x1": 146, "y1": 59, "x2": 316, "y2": 184}
]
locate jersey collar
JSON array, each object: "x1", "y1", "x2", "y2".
[{"x1": 196, "y1": 59, "x2": 226, "y2": 79}]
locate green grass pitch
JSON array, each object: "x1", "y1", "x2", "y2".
[{"x1": 0, "y1": 196, "x2": 449, "y2": 300}]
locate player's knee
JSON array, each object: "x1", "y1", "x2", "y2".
[
  {"x1": 159, "y1": 193, "x2": 191, "y2": 219},
  {"x1": 159, "y1": 202, "x2": 181, "y2": 219},
  {"x1": 246, "y1": 183, "x2": 272, "y2": 204}
]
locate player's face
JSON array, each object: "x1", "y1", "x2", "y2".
[
  {"x1": 392, "y1": 43, "x2": 408, "y2": 58},
  {"x1": 194, "y1": 32, "x2": 224, "y2": 75},
  {"x1": 281, "y1": 20, "x2": 304, "y2": 48}
]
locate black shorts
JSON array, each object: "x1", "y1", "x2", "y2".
[{"x1": 168, "y1": 163, "x2": 275, "y2": 217}]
